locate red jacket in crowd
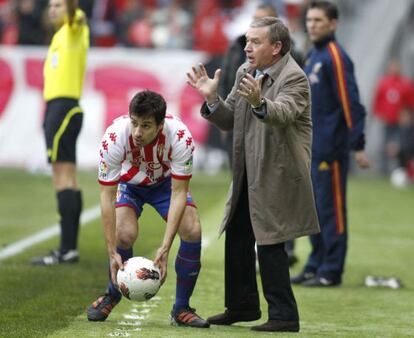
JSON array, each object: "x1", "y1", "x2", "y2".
[{"x1": 373, "y1": 74, "x2": 414, "y2": 125}]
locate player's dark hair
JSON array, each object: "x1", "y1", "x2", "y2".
[
  {"x1": 129, "y1": 90, "x2": 166, "y2": 125},
  {"x1": 250, "y1": 17, "x2": 291, "y2": 56},
  {"x1": 308, "y1": 1, "x2": 339, "y2": 20}
]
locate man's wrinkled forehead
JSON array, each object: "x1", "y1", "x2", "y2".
[{"x1": 246, "y1": 26, "x2": 268, "y2": 40}]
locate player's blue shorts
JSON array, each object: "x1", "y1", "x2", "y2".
[{"x1": 115, "y1": 177, "x2": 195, "y2": 219}]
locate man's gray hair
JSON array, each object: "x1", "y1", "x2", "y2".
[{"x1": 250, "y1": 17, "x2": 291, "y2": 56}]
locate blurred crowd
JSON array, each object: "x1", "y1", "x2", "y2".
[
  {"x1": 1, "y1": 0, "x2": 413, "y2": 184},
  {"x1": 0, "y1": 0, "x2": 306, "y2": 53},
  {"x1": 372, "y1": 58, "x2": 414, "y2": 186}
]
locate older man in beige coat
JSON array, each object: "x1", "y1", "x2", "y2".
[{"x1": 187, "y1": 17, "x2": 319, "y2": 332}]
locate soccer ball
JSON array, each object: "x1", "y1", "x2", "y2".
[
  {"x1": 390, "y1": 167, "x2": 408, "y2": 188},
  {"x1": 117, "y1": 256, "x2": 161, "y2": 301}
]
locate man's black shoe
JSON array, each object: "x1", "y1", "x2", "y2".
[
  {"x1": 288, "y1": 254, "x2": 299, "y2": 267},
  {"x1": 251, "y1": 320, "x2": 299, "y2": 332},
  {"x1": 301, "y1": 276, "x2": 341, "y2": 287},
  {"x1": 290, "y1": 271, "x2": 315, "y2": 284},
  {"x1": 207, "y1": 309, "x2": 261, "y2": 325}
]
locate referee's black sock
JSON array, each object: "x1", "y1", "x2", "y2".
[
  {"x1": 73, "y1": 190, "x2": 83, "y2": 250},
  {"x1": 57, "y1": 189, "x2": 82, "y2": 254}
]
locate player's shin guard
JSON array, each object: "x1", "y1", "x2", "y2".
[
  {"x1": 174, "y1": 240, "x2": 201, "y2": 310},
  {"x1": 57, "y1": 189, "x2": 80, "y2": 254},
  {"x1": 107, "y1": 247, "x2": 133, "y2": 296}
]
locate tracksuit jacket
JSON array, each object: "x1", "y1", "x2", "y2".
[{"x1": 304, "y1": 34, "x2": 366, "y2": 161}]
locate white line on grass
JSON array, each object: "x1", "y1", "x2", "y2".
[{"x1": 0, "y1": 205, "x2": 101, "y2": 261}]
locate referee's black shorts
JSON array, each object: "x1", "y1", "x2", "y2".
[{"x1": 43, "y1": 98, "x2": 83, "y2": 164}]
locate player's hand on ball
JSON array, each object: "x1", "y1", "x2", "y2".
[
  {"x1": 110, "y1": 252, "x2": 124, "y2": 287},
  {"x1": 154, "y1": 246, "x2": 169, "y2": 285}
]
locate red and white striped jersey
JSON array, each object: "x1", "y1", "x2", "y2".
[{"x1": 98, "y1": 114, "x2": 194, "y2": 186}]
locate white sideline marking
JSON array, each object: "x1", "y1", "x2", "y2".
[
  {"x1": 0, "y1": 205, "x2": 101, "y2": 261},
  {"x1": 110, "y1": 297, "x2": 161, "y2": 337}
]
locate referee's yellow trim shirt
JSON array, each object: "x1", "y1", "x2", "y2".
[{"x1": 43, "y1": 9, "x2": 89, "y2": 101}]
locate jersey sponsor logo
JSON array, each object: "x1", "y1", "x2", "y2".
[
  {"x1": 98, "y1": 160, "x2": 108, "y2": 179},
  {"x1": 313, "y1": 62, "x2": 322, "y2": 73},
  {"x1": 309, "y1": 62, "x2": 322, "y2": 85},
  {"x1": 147, "y1": 162, "x2": 162, "y2": 170},
  {"x1": 51, "y1": 52, "x2": 59, "y2": 68},
  {"x1": 184, "y1": 156, "x2": 193, "y2": 173}
]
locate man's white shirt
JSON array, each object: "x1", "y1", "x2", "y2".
[{"x1": 98, "y1": 114, "x2": 194, "y2": 186}]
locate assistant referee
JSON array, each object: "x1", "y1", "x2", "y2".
[{"x1": 32, "y1": 0, "x2": 89, "y2": 265}]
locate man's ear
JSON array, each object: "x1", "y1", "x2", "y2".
[
  {"x1": 272, "y1": 41, "x2": 282, "y2": 56},
  {"x1": 329, "y1": 19, "x2": 338, "y2": 32}
]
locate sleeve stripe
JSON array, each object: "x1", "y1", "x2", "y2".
[
  {"x1": 327, "y1": 42, "x2": 354, "y2": 128},
  {"x1": 171, "y1": 174, "x2": 192, "y2": 180},
  {"x1": 98, "y1": 179, "x2": 119, "y2": 186}
]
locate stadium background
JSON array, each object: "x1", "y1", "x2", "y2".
[
  {"x1": 0, "y1": 1, "x2": 414, "y2": 337},
  {"x1": 1, "y1": 0, "x2": 413, "y2": 173}
]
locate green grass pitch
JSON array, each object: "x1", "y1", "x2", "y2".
[{"x1": 0, "y1": 169, "x2": 413, "y2": 337}]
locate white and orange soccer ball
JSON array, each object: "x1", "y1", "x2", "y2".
[{"x1": 117, "y1": 256, "x2": 161, "y2": 302}]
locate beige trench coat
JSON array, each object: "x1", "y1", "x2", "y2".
[{"x1": 201, "y1": 53, "x2": 320, "y2": 245}]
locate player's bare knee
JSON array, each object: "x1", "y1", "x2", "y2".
[
  {"x1": 116, "y1": 229, "x2": 136, "y2": 248},
  {"x1": 179, "y1": 207, "x2": 202, "y2": 241},
  {"x1": 180, "y1": 221, "x2": 202, "y2": 242}
]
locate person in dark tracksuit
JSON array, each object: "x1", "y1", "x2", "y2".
[{"x1": 291, "y1": 1, "x2": 370, "y2": 287}]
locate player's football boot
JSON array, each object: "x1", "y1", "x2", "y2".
[
  {"x1": 87, "y1": 292, "x2": 122, "y2": 321},
  {"x1": 30, "y1": 249, "x2": 79, "y2": 266},
  {"x1": 301, "y1": 276, "x2": 341, "y2": 287},
  {"x1": 290, "y1": 271, "x2": 315, "y2": 284},
  {"x1": 170, "y1": 307, "x2": 210, "y2": 328}
]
